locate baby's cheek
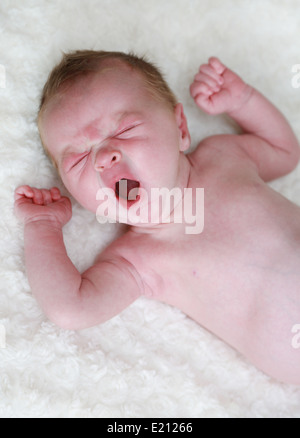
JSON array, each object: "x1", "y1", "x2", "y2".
[
  {"x1": 76, "y1": 187, "x2": 100, "y2": 213},
  {"x1": 62, "y1": 177, "x2": 99, "y2": 213}
]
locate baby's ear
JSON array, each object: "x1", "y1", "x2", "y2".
[{"x1": 174, "y1": 103, "x2": 191, "y2": 152}]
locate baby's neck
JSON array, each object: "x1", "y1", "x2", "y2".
[
  {"x1": 130, "y1": 154, "x2": 193, "y2": 236},
  {"x1": 177, "y1": 152, "x2": 192, "y2": 192}
]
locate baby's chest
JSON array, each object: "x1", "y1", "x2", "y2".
[{"x1": 143, "y1": 235, "x2": 210, "y2": 293}]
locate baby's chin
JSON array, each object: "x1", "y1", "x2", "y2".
[{"x1": 71, "y1": 194, "x2": 101, "y2": 215}]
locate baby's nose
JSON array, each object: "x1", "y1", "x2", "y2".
[{"x1": 94, "y1": 147, "x2": 122, "y2": 172}]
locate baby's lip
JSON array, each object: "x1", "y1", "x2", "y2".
[{"x1": 99, "y1": 170, "x2": 141, "y2": 203}]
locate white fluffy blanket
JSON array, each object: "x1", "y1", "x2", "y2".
[{"x1": 1, "y1": 0, "x2": 300, "y2": 418}]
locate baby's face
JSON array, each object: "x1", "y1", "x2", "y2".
[{"x1": 39, "y1": 63, "x2": 189, "y2": 223}]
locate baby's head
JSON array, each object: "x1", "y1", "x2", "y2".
[{"x1": 38, "y1": 50, "x2": 191, "y2": 222}]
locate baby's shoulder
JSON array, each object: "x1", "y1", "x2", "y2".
[
  {"x1": 95, "y1": 230, "x2": 162, "y2": 298},
  {"x1": 188, "y1": 134, "x2": 252, "y2": 168}
]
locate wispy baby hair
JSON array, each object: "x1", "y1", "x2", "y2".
[{"x1": 39, "y1": 49, "x2": 178, "y2": 115}]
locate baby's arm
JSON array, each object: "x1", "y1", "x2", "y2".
[
  {"x1": 14, "y1": 186, "x2": 141, "y2": 330},
  {"x1": 190, "y1": 58, "x2": 300, "y2": 181}
]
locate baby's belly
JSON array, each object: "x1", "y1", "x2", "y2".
[{"x1": 159, "y1": 229, "x2": 300, "y2": 354}]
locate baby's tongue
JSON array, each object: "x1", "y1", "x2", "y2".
[{"x1": 116, "y1": 178, "x2": 140, "y2": 200}]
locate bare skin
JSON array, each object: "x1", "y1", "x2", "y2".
[{"x1": 14, "y1": 58, "x2": 300, "y2": 384}]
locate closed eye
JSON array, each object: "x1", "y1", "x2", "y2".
[
  {"x1": 116, "y1": 124, "x2": 140, "y2": 139},
  {"x1": 69, "y1": 152, "x2": 89, "y2": 171}
]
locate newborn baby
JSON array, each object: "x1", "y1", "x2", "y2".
[{"x1": 14, "y1": 51, "x2": 300, "y2": 384}]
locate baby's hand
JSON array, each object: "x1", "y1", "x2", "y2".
[
  {"x1": 190, "y1": 57, "x2": 252, "y2": 115},
  {"x1": 14, "y1": 185, "x2": 72, "y2": 228}
]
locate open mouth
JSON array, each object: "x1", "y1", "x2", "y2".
[{"x1": 115, "y1": 178, "x2": 140, "y2": 202}]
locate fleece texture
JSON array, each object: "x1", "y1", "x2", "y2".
[{"x1": 0, "y1": 0, "x2": 300, "y2": 418}]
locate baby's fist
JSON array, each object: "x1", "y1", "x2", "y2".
[
  {"x1": 190, "y1": 57, "x2": 251, "y2": 115},
  {"x1": 14, "y1": 186, "x2": 72, "y2": 228}
]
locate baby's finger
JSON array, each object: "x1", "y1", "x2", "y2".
[
  {"x1": 194, "y1": 72, "x2": 221, "y2": 92},
  {"x1": 50, "y1": 187, "x2": 61, "y2": 201},
  {"x1": 209, "y1": 57, "x2": 226, "y2": 75},
  {"x1": 40, "y1": 189, "x2": 53, "y2": 206},
  {"x1": 199, "y1": 64, "x2": 224, "y2": 85},
  {"x1": 194, "y1": 92, "x2": 212, "y2": 110},
  {"x1": 14, "y1": 185, "x2": 34, "y2": 201},
  {"x1": 31, "y1": 188, "x2": 44, "y2": 205},
  {"x1": 190, "y1": 81, "x2": 213, "y2": 99}
]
